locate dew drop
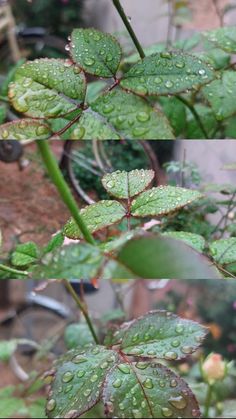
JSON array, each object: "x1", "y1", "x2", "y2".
[
  {"x1": 47, "y1": 399, "x2": 56, "y2": 412},
  {"x1": 72, "y1": 126, "x2": 85, "y2": 139},
  {"x1": 137, "y1": 111, "x2": 150, "y2": 123},
  {"x1": 136, "y1": 362, "x2": 148, "y2": 370},
  {"x1": 135, "y1": 85, "x2": 148, "y2": 95},
  {"x1": 133, "y1": 127, "x2": 148, "y2": 137},
  {"x1": 62, "y1": 372, "x2": 74, "y2": 383},
  {"x1": 77, "y1": 370, "x2": 85, "y2": 378},
  {"x1": 90, "y1": 374, "x2": 98, "y2": 383},
  {"x1": 170, "y1": 379, "x2": 177, "y2": 388},
  {"x1": 164, "y1": 351, "x2": 178, "y2": 360},
  {"x1": 2, "y1": 130, "x2": 9, "y2": 139},
  {"x1": 103, "y1": 104, "x2": 114, "y2": 114},
  {"x1": 154, "y1": 76, "x2": 162, "y2": 84},
  {"x1": 169, "y1": 395, "x2": 187, "y2": 409},
  {"x1": 132, "y1": 333, "x2": 140, "y2": 343},
  {"x1": 132, "y1": 409, "x2": 142, "y2": 418},
  {"x1": 129, "y1": 348, "x2": 144, "y2": 355},
  {"x1": 84, "y1": 57, "x2": 95, "y2": 66},
  {"x1": 143, "y1": 378, "x2": 153, "y2": 389},
  {"x1": 119, "y1": 402, "x2": 125, "y2": 411},
  {"x1": 101, "y1": 361, "x2": 109, "y2": 369},
  {"x1": 171, "y1": 339, "x2": 180, "y2": 348},
  {"x1": 165, "y1": 80, "x2": 174, "y2": 89},
  {"x1": 65, "y1": 44, "x2": 70, "y2": 52},
  {"x1": 161, "y1": 407, "x2": 173, "y2": 417},
  {"x1": 84, "y1": 389, "x2": 92, "y2": 397},
  {"x1": 175, "y1": 324, "x2": 184, "y2": 334},
  {"x1": 112, "y1": 378, "x2": 122, "y2": 388},
  {"x1": 181, "y1": 346, "x2": 193, "y2": 354},
  {"x1": 199, "y1": 69, "x2": 206, "y2": 76},
  {"x1": 175, "y1": 61, "x2": 185, "y2": 69},
  {"x1": 118, "y1": 364, "x2": 130, "y2": 374}
]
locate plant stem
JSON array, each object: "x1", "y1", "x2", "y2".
[
  {"x1": 177, "y1": 95, "x2": 210, "y2": 139},
  {"x1": 37, "y1": 141, "x2": 96, "y2": 246},
  {"x1": 204, "y1": 383, "x2": 213, "y2": 418},
  {"x1": 64, "y1": 280, "x2": 99, "y2": 344},
  {"x1": 112, "y1": 0, "x2": 145, "y2": 59},
  {"x1": 0, "y1": 95, "x2": 9, "y2": 103},
  {"x1": 0, "y1": 263, "x2": 28, "y2": 276}
]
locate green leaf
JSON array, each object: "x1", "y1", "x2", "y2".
[
  {"x1": 186, "y1": 104, "x2": 217, "y2": 139},
  {"x1": 196, "y1": 49, "x2": 230, "y2": 70},
  {"x1": 162, "y1": 231, "x2": 205, "y2": 253},
  {"x1": 203, "y1": 26, "x2": 236, "y2": 53},
  {"x1": 64, "y1": 324, "x2": 96, "y2": 349},
  {"x1": 46, "y1": 346, "x2": 118, "y2": 418},
  {"x1": 90, "y1": 89, "x2": 174, "y2": 139},
  {"x1": 118, "y1": 311, "x2": 207, "y2": 359},
  {"x1": 225, "y1": 116, "x2": 236, "y2": 139},
  {"x1": 9, "y1": 59, "x2": 86, "y2": 118},
  {"x1": 33, "y1": 244, "x2": 104, "y2": 280},
  {"x1": 159, "y1": 96, "x2": 186, "y2": 136},
  {"x1": 11, "y1": 242, "x2": 39, "y2": 267},
  {"x1": 203, "y1": 71, "x2": 236, "y2": 120},
  {"x1": 103, "y1": 362, "x2": 200, "y2": 418},
  {"x1": 115, "y1": 235, "x2": 222, "y2": 279},
  {"x1": 64, "y1": 201, "x2": 126, "y2": 239},
  {"x1": 0, "y1": 120, "x2": 51, "y2": 140},
  {"x1": 70, "y1": 111, "x2": 121, "y2": 140},
  {"x1": 86, "y1": 81, "x2": 108, "y2": 104},
  {"x1": 70, "y1": 28, "x2": 122, "y2": 78},
  {"x1": 209, "y1": 238, "x2": 236, "y2": 265},
  {"x1": 42, "y1": 232, "x2": 64, "y2": 255},
  {"x1": 131, "y1": 186, "x2": 202, "y2": 217},
  {"x1": 120, "y1": 52, "x2": 215, "y2": 96},
  {"x1": 0, "y1": 105, "x2": 6, "y2": 125},
  {"x1": 0, "y1": 340, "x2": 17, "y2": 362},
  {"x1": 0, "y1": 398, "x2": 26, "y2": 419},
  {"x1": 102, "y1": 169, "x2": 155, "y2": 200}
]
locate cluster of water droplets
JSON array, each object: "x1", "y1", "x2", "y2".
[
  {"x1": 0, "y1": 120, "x2": 49, "y2": 140},
  {"x1": 121, "y1": 52, "x2": 213, "y2": 96},
  {"x1": 70, "y1": 29, "x2": 121, "y2": 77},
  {"x1": 131, "y1": 185, "x2": 201, "y2": 217}
]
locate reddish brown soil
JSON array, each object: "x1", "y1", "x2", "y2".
[{"x1": 0, "y1": 142, "x2": 70, "y2": 254}]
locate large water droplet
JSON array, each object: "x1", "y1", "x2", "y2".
[
  {"x1": 143, "y1": 378, "x2": 153, "y2": 389},
  {"x1": 72, "y1": 126, "x2": 85, "y2": 139},
  {"x1": 171, "y1": 339, "x2": 180, "y2": 348},
  {"x1": 118, "y1": 364, "x2": 130, "y2": 374},
  {"x1": 73, "y1": 355, "x2": 88, "y2": 364},
  {"x1": 65, "y1": 44, "x2": 70, "y2": 52},
  {"x1": 47, "y1": 399, "x2": 56, "y2": 412},
  {"x1": 101, "y1": 361, "x2": 109, "y2": 369},
  {"x1": 84, "y1": 57, "x2": 95, "y2": 66},
  {"x1": 170, "y1": 379, "x2": 177, "y2": 388},
  {"x1": 135, "y1": 85, "x2": 148, "y2": 95},
  {"x1": 129, "y1": 348, "x2": 143, "y2": 355},
  {"x1": 164, "y1": 351, "x2": 178, "y2": 360},
  {"x1": 161, "y1": 407, "x2": 173, "y2": 417},
  {"x1": 137, "y1": 111, "x2": 150, "y2": 123},
  {"x1": 77, "y1": 370, "x2": 85, "y2": 378},
  {"x1": 181, "y1": 346, "x2": 193, "y2": 354},
  {"x1": 112, "y1": 378, "x2": 122, "y2": 388},
  {"x1": 90, "y1": 374, "x2": 98, "y2": 383},
  {"x1": 165, "y1": 80, "x2": 174, "y2": 89},
  {"x1": 136, "y1": 362, "x2": 148, "y2": 370},
  {"x1": 175, "y1": 324, "x2": 184, "y2": 334},
  {"x1": 132, "y1": 409, "x2": 142, "y2": 418},
  {"x1": 169, "y1": 395, "x2": 187, "y2": 409},
  {"x1": 103, "y1": 104, "x2": 114, "y2": 114},
  {"x1": 62, "y1": 371, "x2": 74, "y2": 383}
]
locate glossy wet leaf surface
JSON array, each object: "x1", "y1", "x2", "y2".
[
  {"x1": 103, "y1": 361, "x2": 200, "y2": 418},
  {"x1": 102, "y1": 169, "x2": 155, "y2": 199},
  {"x1": 120, "y1": 52, "x2": 215, "y2": 96},
  {"x1": 70, "y1": 111, "x2": 121, "y2": 140},
  {"x1": 70, "y1": 28, "x2": 122, "y2": 78},
  {"x1": 162, "y1": 232, "x2": 205, "y2": 253},
  {"x1": 63, "y1": 201, "x2": 126, "y2": 239},
  {"x1": 203, "y1": 71, "x2": 236, "y2": 120},
  {"x1": 131, "y1": 186, "x2": 202, "y2": 217},
  {"x1": 118, "y1": 311, "x2": 207, "y2": 360},
  {"x1": 11, "y1": 242, "x2": 39, "y2": 267},
  {"x1": 9, "y1": 59, "x2": 86, "y2": 118},
  {"x1": 46, "y1": 346, "x2": 118, "y2": 418},
  {"x1": 209, "y1": 237, "x2": 236, "y2": 265},
  {"x1": 90, "y1": 89, "x2": 174, "y2": 139},
  {"x1": 203, "y1": 26, "x2": 236, "y2": 53},
  {"x1": 115, "y1": 235, "x2": 222, "y2": 280},
  {"x1": 0, "y1": 120, "x2": 51, "y2": 140},
  {"x1": 33, "y1": 244, "x2": 104, "y2": 280}
]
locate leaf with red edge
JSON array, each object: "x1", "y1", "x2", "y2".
[
  {"x1": 8, "y1": 59, "x2": 86, "y2": 118},
  {"x1": 103, "y1": 361, "x2": 201, "y2": 418},
  {"x1": 0, "y1": 119, "x2": 51, "y2": 140}
]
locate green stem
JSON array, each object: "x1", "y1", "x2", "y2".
[
  {"x1": 112, "y1": 0, "x2": 145, "y2": 59},
  {"x1": 64, "y1": 280, "x2": 99, "y2": 344},
  {"x1": 0, "y1": 263, "x2": 28, "y2": 276},
  {"x1": 204, "y1": 383, "x2": 213, "y2": 418},
  {"x1": 177, "y1": 95, "x2": 210, "y2": 139},
  {"x1": 0, "y1": 95, "x2": 9, "y2": 103},
  {"x1": 37, "y1": 141, "x2": 96, "y2": 246}
]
